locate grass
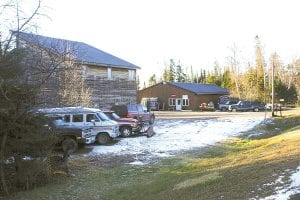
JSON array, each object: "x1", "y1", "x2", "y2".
[{"x1": 6, "y1": 111, "x2": 300, "y2": 200}]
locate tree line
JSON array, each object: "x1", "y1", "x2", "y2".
[{"x1": 143, "y1": 36, "x2": 299, "y2": 104}]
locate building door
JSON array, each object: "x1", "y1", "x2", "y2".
[{"x1": 176, "y1": 98, "x2": 182, "y2": 111}]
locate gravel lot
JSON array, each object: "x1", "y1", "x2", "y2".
[{"x1": 79, "y1": 110, "x2": 284, "y2": 166}]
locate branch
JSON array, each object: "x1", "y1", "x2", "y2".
[{"x1": 18, "y1": 0, "x2": 41, "y2": 31}]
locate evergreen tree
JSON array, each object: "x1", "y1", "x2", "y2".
[
  {"x1": 148, "y1": 74, "x2": 157, "y2": 86},
  {"x1": 175, "y1": 61, "x2": 186, "y2": 82},
  {"x1": 169, "y1": 59, "x2": 176, "y2": 81}
]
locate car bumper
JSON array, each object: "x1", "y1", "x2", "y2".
[{"x1": 85, "y1": 136, "x2": 96, "y2": 144}]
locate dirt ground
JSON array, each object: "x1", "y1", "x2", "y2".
[{"x1": 153, "y1": 108, "x2": 298, "y2": 119}]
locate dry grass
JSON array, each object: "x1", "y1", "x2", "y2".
[{"x1": 182, "y1": 126, "x2": 300, "y2": 174}]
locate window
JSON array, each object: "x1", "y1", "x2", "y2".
[
  {"x1": 169, "y1": 98, "x2": 176, "y2": 106},
  {"x1": 108, "y1": 67, "x2": 112, "y2": 79},
  {"x1": 129, "y1": 70, "x2": 135, "y2": 80},
  {"x1": 64, "y1": 115, "x2": 71, "y2": 122},
  {"x1": 182, "y1": 99, "x2": 189, "y2": 106},
  {"x1": 86, "y1": 114, "x2": 100, "y2": 122},
  {"x1": 182, "y1": 95, "x2": 189, "y2": 106},
  {"x1": 73, "y1": 114, "x2": 83, "y2": 122},
  {"x1": 128, "y1": 105, "x2": 137, "y2": 112},
  {"x1": 137, "y1": 105, "x2": 144, "y2": 113}
]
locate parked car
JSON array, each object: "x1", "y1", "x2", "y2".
[
  {"x1": 141, "y1": 97, "x2": 159, "y2": 111},
  {"x1": 111, "y1": 104, "x2": 155, "y2": 124},
  {"x1": 228, "y1": 101, "x2": 265, "y2": 112},
  {"x1": 218, "y1": 100, "x2": 239, "y2": 111},
  {"x1": 103, "y1": 110, "x2": 141, "y2": 137},
  {"x1": 38, "y1": 107, "x2": 120, "y2": 145}
]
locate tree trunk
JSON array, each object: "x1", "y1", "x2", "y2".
[{"x1": 0, "y1": 132, "x2": 9, "y2": 195}]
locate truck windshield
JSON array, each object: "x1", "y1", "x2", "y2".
[{"x1": 97, "y1": 112, "x2": 110, "y2": 121}]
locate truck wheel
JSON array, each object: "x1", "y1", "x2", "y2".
[
  {"x1": 121, "y1": 127, "x2": 131, "y2": 137},
  {"x1": 62, "y1": 138, "x2": 78, "y2": 154},
  {"x1": 149, "y1": 116, "x2": 155, "y2": 125},
  {"x1": 253, "y1": 108, "x2": 259, "y2": 112},
  {"x1": 232, "y1": 108, "x2": 237, "y2": 112},
  {"x1": 96, "y1": 133, "x2": 110, "y2": 145}
]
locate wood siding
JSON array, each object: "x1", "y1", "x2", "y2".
[
  {"x1": 85, "y1": 75, "x2": 137, "y2": 109},
  {"x1": 21, "y1": 43, "x2": 138, "y2": 108}
]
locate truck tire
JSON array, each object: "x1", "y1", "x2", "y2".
[
  {"x1": 232, "y1": 108, "x2": 237, "y2": 112},
  {"x1": 96, "y1": 133, "x2": 111, "y2": 145},
  {"x1": 62, "y1": 138, "x2": 78, "y2": 154},
  {"x1": 253, "y1": 108, "x2": 259, "y2": 112},
  {"x1": 120, "y1": 127, "x2": 131, "y2": 137}
]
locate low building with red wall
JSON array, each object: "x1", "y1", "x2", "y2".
[{"x1": 137, "y1": 82, "x2": 229, "y2": 111}]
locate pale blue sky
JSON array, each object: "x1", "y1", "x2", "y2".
[{"x1": 20, "y1": 0, "x2": 300, "y2": 82}]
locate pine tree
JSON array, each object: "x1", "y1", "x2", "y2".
[{"x1": 148, "y1": 74, "x2": 157, "y2": 86}]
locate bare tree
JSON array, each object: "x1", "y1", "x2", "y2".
[
  {"x1": 57, "y1": 58, "x2": 92, "y2": 107},
  {"x1": 227, "y1": 44, "x2": 241, "y2": 99}
]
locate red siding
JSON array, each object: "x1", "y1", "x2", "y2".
[{"x1": 137, "y1": 82, "x2": 224, "y2": 110}]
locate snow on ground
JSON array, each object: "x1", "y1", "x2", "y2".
[
  {"x1": 260, "y1": 166, "x2": 300, "y2": 200},
  {"x1": 86, "y1": 116, "x2": 263, "y2": 162}
]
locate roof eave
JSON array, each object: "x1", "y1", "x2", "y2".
[
  {"x1": 73, "y1": 60, "x2": 141, "y2": 70},
  {"x1": 196, "y1": 92, "x2": 229, "y2": 95}
]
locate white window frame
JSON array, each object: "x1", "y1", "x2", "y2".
[
  {"x1": 169, "y1": 98, "x2": 176, "y2": 106},
  {"x1": 107, "y1": 67, "x2": 112, "y2": 80},
  {"x1": 128, "y1": 69, "x2": 135, "y2": 80},
  {"x1": 182, "y1": 95, "x2": 189, "y2": 106}
]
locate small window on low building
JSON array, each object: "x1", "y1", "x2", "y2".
[
  {"x1": 169, "y1": 98, "x2": 176, "y2": 106},
  {"x1": 182, "y1": 95, "x2": 189, "y2": 106}
]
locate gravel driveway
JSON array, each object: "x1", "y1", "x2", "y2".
[{"x1": 83, "y1": 111, "x2": 266, "y2": 165}]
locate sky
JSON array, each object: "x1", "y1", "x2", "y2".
[{"x1": 21, "y1": 0, "x2": 300, "y2": 83}]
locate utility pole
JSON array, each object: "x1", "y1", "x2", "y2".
[{"x1": 272, "y1": 62, "x2": 275, "y2": 117}]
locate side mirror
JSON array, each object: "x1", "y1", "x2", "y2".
[{"x1": 91, "y1": 119, "x2": 96, "y2": 125}]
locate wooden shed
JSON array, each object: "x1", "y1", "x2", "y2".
[{"x1": 138, "y1": 82, "x2": 229, "y2": 111}]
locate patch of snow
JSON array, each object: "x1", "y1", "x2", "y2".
[
  {"x1": 129, "y1": 161, "x2": 145, "y2": 165},
  {"x1": 263, "y1": 118, "x2": 275, "y2": 125},
  {"x1": 247, "y1": 132, "x2": 264, "y2": 139},
  {"x1": 86, "y1": 117, "x2": 263, "y2": 163},
  {"x1": 260, "y1": 166, "x2": 300, "y2": 200}
]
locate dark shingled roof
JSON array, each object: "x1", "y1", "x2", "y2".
[
  {"x1": 167, "y1": 82, "x2": 229, "y2": 95},
  {"x1": 17, "y1": 32, "x2": 140, "y2": 69}
]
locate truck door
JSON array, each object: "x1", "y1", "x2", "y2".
[{"x1": 85, "y1": 113, "x2": 101, "y2": 126}]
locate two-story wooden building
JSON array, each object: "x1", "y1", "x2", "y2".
[{"x1": 17, "y1": 32, "x2": 140, "y2": 109}]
